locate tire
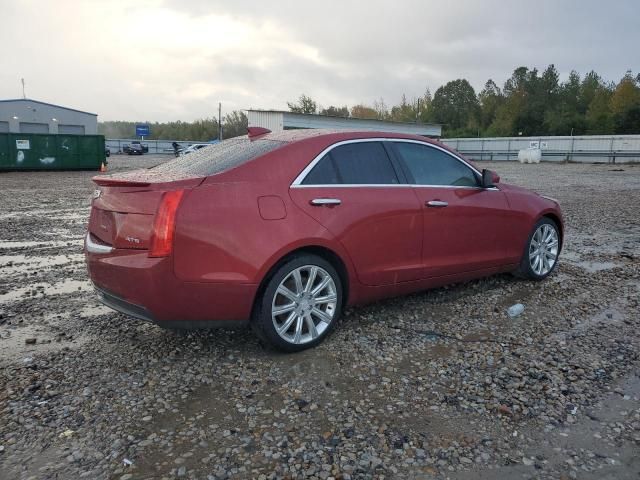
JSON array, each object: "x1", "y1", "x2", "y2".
[
  {"x1": 514, "y1": 217, "x2": 560, "y2": 280},
  {"x1": 251, "y1": 254, "x2": 343, "y2": 352}
]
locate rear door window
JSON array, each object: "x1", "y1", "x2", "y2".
[
  {"x1": 393, "y1": 142, "x2": 479, "y2": 187},
  {"x1": 302, "y1": 152, "x2": 341, "y2": 184},
  {"x1": 302, "y1": 141, "x2": 400, "y2": 185}
]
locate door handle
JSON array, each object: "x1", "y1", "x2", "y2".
[
  {"x1": 310, "y1": 198, "x2": 341, "y2": 206},
  {"x1": 426, "y1": 200, "x2": 448, "y2": 208}
]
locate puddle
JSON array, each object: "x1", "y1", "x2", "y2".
[
  {"x1": 397, "y1": 342, "x2": 454, "y2": 375},
  {"x1": 570, "y1": 260, "x2": 618, "y2": 272},
  {"x1": 0, "y1": 279, "x2": 91, "y2": 304},
  {"x1": 462, "y1": 329, "x2": 492, "y2": 342},
  {"x1": 551, "y1": 305, "x2": 626, "y2": 342},
  {"x1": 79, "y1": 304, "x2": 112, "y2": 317},
  {"x1": 0, "y1": 207, "x2": 87, "y2": 220},
  {"x1": 0, "y1": 254, "x2": 84, "y2": 274},
  {"x1": 0, "y1": 240, "x2": 82, "y2": 250},
  {"x1": 42, "y1": 228, "x2": 79, "y2": 238},
  {"x1": 444, "y1": 373, "x2": 640, "y2": 480},
  {"x1": 562, "y1": 250, "x2": 622, "y2": 273},
  {"x1": 574, "y1": 307, "x2": 625, "y2": 330},
  {"x1": 424, "y1": 343, "x2": 454, "y2": 359},
  {"x1": 47, "y1": 213, "x2": 88, "y2": 221},
  {"x1": 131, "y1": 382, "x2": 251, "y2": 479},
  {"x1": 0, "y1": 322, "x2": 88, "y2": 364},
  {"x1": 43, "y1": 311, "x2": 72, "y2": 322}
]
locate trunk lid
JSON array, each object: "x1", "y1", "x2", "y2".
[{"x1": 88, "y1": 174, "x2": 202, "y2": 250}]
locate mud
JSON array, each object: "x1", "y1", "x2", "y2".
[{"x1": 0, "y1": 158, "x2": 638, "y2": 480}]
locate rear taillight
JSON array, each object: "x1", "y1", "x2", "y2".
[{"x1": 149, "y1": 190, "x2": 185, "y2": 257}]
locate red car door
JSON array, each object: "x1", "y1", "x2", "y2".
[
  {"x1": 390, "y1": 141, "x2": 514, "y2": 278},
  {"x1": 290, "y1": 141, "x2": 423, "y2": 286}
]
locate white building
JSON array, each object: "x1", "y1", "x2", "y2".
[
  {"x1": 248, "y1": 110, "x2": 441, "y2": 137},
  {"x1": 0, "y1": 99, "x2": 98, "y2": 135}
]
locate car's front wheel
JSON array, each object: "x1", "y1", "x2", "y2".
[
  {"x1": 516, "y1": 217, "x2": 560, "y2": 280},
  {"x1": 252, "y1": 254, "x2": 343, "y2": 352}
]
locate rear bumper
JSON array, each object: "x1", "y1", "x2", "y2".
[
  {"x1": 85, "y1": 235, "x2": 258, "y2": 326},
  {"x1": 93, "y1": 285, "x2": 249, "y2": 329},
  {"x1": 94, "y1": 285, "x2": 155, "y2": 322}
]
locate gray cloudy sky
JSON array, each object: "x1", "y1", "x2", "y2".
[{"x1": 1, "y1": 0, "x2": 637, "y2": 121}]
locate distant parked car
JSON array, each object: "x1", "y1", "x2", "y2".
[
  {"x1": 179, "y1": 143, "x2": 211, "y2": 156},
  {"x1": 127, "y1": 144, "x2": 144, "y2": 155},
  {"x1": 86, "y1": 129, "x2": 563, "y2": 352},
  {"x1": 133, "y1": 141, "x2": 149, "y2": 153},
  {"x1": 123, "y1": 141, "x2": 149, "y2": 155}
]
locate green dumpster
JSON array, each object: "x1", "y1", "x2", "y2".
[{"x1": 0, "y1": 133, "x2": 106, "y2": 171}]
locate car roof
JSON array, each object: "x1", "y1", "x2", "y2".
[
  {"x1": 258, "y1": 128, "x2": 441, "y2": 146},
  {"x1": 250, "y1": 129, "x2": 477, "y2": 172}
]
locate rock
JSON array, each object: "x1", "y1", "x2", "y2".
[{"x1": 498, "y1": 404, "x2": 513, "y2": 416}]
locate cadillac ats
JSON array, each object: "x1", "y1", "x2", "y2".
[{"x1": 85, "y1": 129, "x2": 563, "y2": 351}]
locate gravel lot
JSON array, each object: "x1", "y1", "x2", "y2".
[{"x1": 1, "y1": 155, "x2": 639, "y2": 480}]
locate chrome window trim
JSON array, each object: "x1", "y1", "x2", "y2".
[
  {"x1": 292, "y1": 183, "x2": 498, "y2": 191},
  {"x1": 290, "y1": 138, "x2": 485, "y2": 188},
  {"x1": 293, "y1": 183, "x2": 409, "y2": 189}
]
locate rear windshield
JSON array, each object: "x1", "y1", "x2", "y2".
[{"x1": 150, "y1": 136, "x2": 286, "y2": 177}]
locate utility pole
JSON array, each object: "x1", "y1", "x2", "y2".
[
  {"x1": 21, "y1": 78, "x2": 26, "y2": 99},
  {"x1": 218, "y1": 102, "x2": 222, "y2": 141}
]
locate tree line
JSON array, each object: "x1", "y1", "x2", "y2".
[
  {"x1": 98, "y1": 66, "x2": 640, "y2": 140},
  {"x1": 98, "y1": 111, "x2": 248, "y2": 141},
  {"x1": 288, "y1": 66, "x2": 640, "y2": 137}
]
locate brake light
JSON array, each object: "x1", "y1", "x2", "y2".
[{"x1": 149, "y1": 190, "x2": 184, "y2": 257}]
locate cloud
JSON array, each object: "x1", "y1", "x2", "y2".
[{"x1": 0, "y1": 0, "x2": 637, "y2": 121}]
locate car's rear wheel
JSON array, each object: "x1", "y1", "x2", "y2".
[
  {"x1": 515, "y1": 217, "x2": 560, "y2": 280},
  {"x1": 252, "y1": 254, "x2": 343, "y2": 352}
]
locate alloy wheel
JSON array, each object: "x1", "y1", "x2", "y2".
[
  {"x1": 529, "y1": 223, "x2": 559, "y2": 276},
  {"x1": 271, "y1": 265, "x2": 337, "y2": 345}
]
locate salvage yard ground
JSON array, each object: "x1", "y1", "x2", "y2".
[{"x1": 0, "y1": 155, "x2": 639, "y2": 480}]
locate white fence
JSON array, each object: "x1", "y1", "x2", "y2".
[{"x1": 441, "y1": 135, "x2": 640, "y2": 163}]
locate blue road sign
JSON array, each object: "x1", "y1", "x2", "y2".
[{"x1": 135, "y1": 124, "x2": 150, "y2": 137}]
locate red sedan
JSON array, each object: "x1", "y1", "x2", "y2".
[{"x1": 85, "y1": 129, "x2": 563, "y2": 351}]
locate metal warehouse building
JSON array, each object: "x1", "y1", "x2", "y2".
[
  {"x1": 0, "y1": 99, "x2": 98, "y2": 135},
  {"x1": 248, "y1": 109, "x2": 442, "y2": 137}
]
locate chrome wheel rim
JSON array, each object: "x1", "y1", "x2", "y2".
[
  {"x1": 529, "y1": 224, "x2": 559, "y2": 276},
  {"x1": 272, "y1": 265, "x2": 337, "y2": 345}
]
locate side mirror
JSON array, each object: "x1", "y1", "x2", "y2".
[{"x1": 481, "y1": 169, "x2": 500, "y2": 188}]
